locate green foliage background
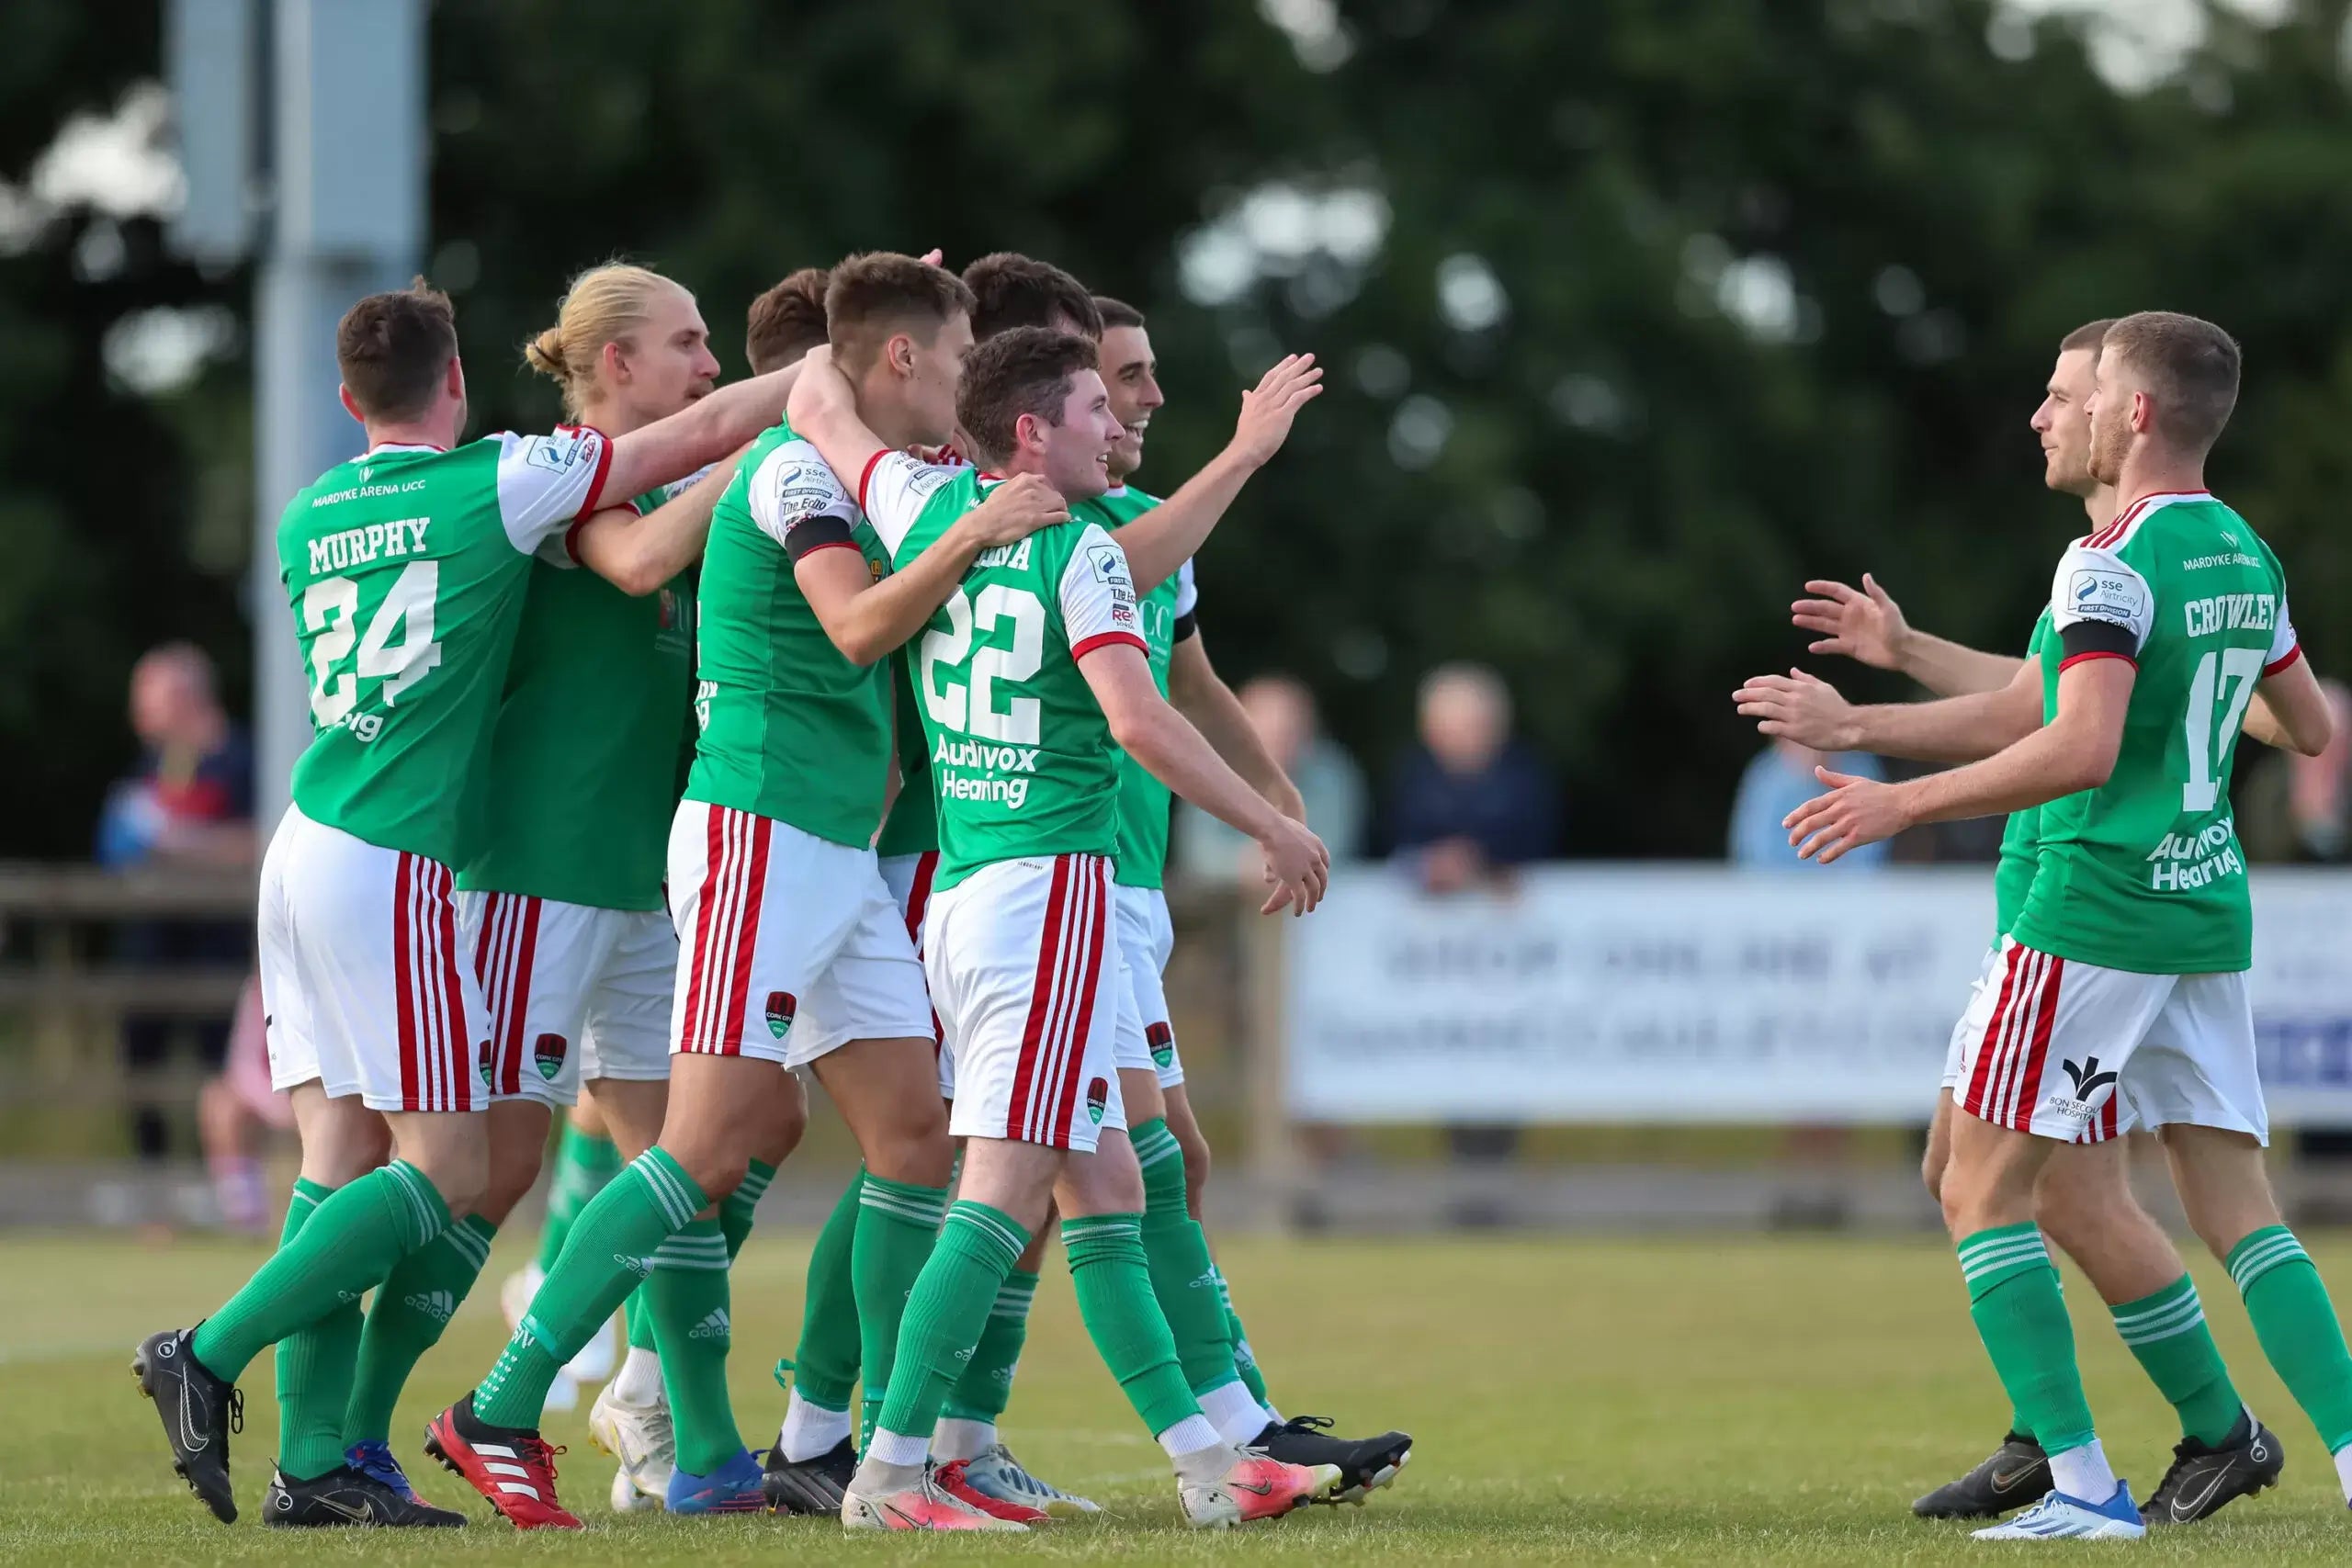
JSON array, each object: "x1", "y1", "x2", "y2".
[{"x1": 7, "y1": 0, "x2": 2351, "y2": 857}]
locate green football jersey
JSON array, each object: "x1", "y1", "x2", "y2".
[
  {"x1": 1989, "y1": 611, "x2": 2052, "y2": 939},
  {"x1": 2011, "y1": 492, "x2": 2299, "y2": 974},
  {"x1": 875, "y1": 649, "x2": 938, "y2": 858},
  {"x1": 458, "y1": 478, "x2": 697, "y2": 912},
  {"x1": 865, "y1": 454, "x2": 1145, "y2": 889},
  {"x1": 279, "y1": 429, "x2": 614, "y2": 867},
  {"x1": 685, "y1": 420, "x2": 901, "y2": 848},
  {"x1": 1073, "y1": 487, "x2": 1196, "y2": 890}
]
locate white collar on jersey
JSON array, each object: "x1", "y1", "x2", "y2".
[{"x1": 365, "y1": 441, "x2": 447, "y2": 456}]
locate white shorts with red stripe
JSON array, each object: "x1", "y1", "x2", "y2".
[
  {"x1": 931, "y1": 853, "x2": 1130, "y2": 1152},
  {"x1": 454, "y1": 893, "x2": 673, "y2": 1107},
  {"x1": 257, "y1": 803, "x2": 487, "y2": 1113},
  {"x1": 666, "y1": 801, "x2": 932, "y2": 1067},
  {"x1": 878, "y1": 851, "x2": 955, "y2": 1100},
  {"x1": 1951, "y1": 936, "x2": 2263, "y2": 1145},
  {"x1": 1111, "y1": 884, "x2": 1184, "y2": 1089}
]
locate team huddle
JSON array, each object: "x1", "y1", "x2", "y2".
[
  {"x1": 1739, "y1": 310, "x2": 2352, "y2": 1540},
  {"x1": 124, "y1": 246, "x2": 2352, "y2": 1545},
  {"x1": 131, "y1": 249, "x2": 1408, "y2": 1532}
]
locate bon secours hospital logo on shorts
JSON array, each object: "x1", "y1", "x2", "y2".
[{"x1": 765, "y1": 990, "x2": 797, "y2": 1039}]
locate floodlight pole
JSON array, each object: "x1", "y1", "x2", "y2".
[
  {"x1": 250, "y1": 0, "x2": 427, "y2": 830},
  {"x1": 174, "y1": 0, "x2": 428, "y2": 831}
]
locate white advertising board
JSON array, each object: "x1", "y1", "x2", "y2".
[{"x1": 1282, "y1": 866, "x2": 2352, "y2": 1124}]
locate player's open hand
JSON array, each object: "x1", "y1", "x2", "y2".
[
  {"x1": 965, "y1": 472, "x2": 1069, "y2": 547},
  {"x1": 1228, "y1": 354, "x2": 1325, "y2": 468},
  {"x1": 1256, "y1": 816, "x2": 1330, "y2": 916},
  {"x1": 1783, "y1": 767, "x2": 1911, "y2": 865},
  {"x1": 1792, "y1": 574, "x2": 1909, "y2": 671},
  {"x1": 1734, "y1": 668, "x2": 1860, "y2": 751}
]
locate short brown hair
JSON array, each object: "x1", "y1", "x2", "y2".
[
  {"x1": 2059, "y1": 318, "x2": 2116, "y2": 355},
  {"x1": 337, "y1": 278, "x2": 457, "y2": 421},
  {"x1": 956, "y1": 327, "x2": 1100, "y2": 468},
  {"x1": 2103, "y1": 310, "x2": 2242, "y2": 453},
  {"x1": 963, "y1": 253, "x2": 1102, "y2": 342},
  {"x1": 1094, "y1": 296, "x2": 1146, "y2": 332},
  {"x1": 823, "y1": 253, "x2": 978, "y2": 375},
  {"x1": 745, "y1": 266, "x2": 831, "y2": 375}
]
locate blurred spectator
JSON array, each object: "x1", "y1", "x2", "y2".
[
  {"x1": 1178, "y1": 673, "x2": 1368, "y2": 879},
  {"x1": 1385, "y1": 662, "x2": 1560, "y2": 895},
  {"x1": 1384, "y1": 662, "x2": 1559, "y2": 1165},
  {"x1": 97, "y1": 644, "x2": 257, "y2": 1165},
  {"x1": 1729, "y1": 740, "x2": 1891, "y2": 870},
  {"x1": 2238, "y1": 678, "x2": 2352, "y2": 863}
]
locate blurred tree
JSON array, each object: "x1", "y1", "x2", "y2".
[{"x1": 6, "y1": 0, "x2": 2352, "y2": 858}]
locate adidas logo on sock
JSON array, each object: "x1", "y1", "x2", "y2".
[
  {"x1": 403, "y1": 1289, "x2": 457, "y2": 1323},
  {"x1": 688, "y1": 1308, "x2": 730, "y2": 1341},
  {"x1": 616, "y1": 1252, "x2": 654, "y2": 1278}
]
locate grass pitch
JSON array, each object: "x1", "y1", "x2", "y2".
[{"x1": 5, "y1": 1227, "x2": 2352, "y2": 1563}]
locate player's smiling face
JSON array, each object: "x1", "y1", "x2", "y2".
[
  {"x1": 1100, "y1": 325, "x2": 1163, "y2": 483},
  {"x1": 1030, "y1": 367, "x2": 1123, "y2": 502},
  {"x1": 611, "y1": 286, "x2": 720, "y2": 426},
  {"x1": 902, "y1": 310, "x2": 976, "y2": 449},
  {"x1": 2030, "y1": 346, "x2": 2098, "y2": 498}
]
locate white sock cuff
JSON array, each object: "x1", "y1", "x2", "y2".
[
  {"x1": 866, "y1": 1427, "x2": 931, "y2": 1469},
  {"x1": 1156, "y1": 1413, "x2": 1223, "y2": 1462}
]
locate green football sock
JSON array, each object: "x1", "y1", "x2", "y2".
[
  {"x1": 193, "y1": 1160, "x2": 449, "y2": 1385},
  {"x1": 872, "y1": 1201, "x2": 1028, "y2": 1442},
  {"x1": 1133, "y1": 1119, "x2": 1241, "y2": 1396},
  {"x1": 2230, "y1": 1225, "x2": 2352, "y2": 1452},
  {"x1": 941, "y1": 1269, "x2": 1037, "y2": 1423},
  {"x1": 1215, "y1": 1265, "x2": 1273, "y2": 1409},
  {"x1": 723, "y1": 1157, "x2": 775, "y2": 1258},
  {"x1": 344, "y1": 1213, "x2": 496, "y2": 1445},
  {"x1": 2109, "y1": 1273, "x2": 2241, "y2": 1447},
  {"x1": 272, "y1": 1179, "x2": 365, "y2": 1481},
  {"x1": 791, "y1": 1169, "x2": 865, "y2": 1414},
  {"x1": 1063, "y1": 1213, "x2": 1202, "y2": 1438},
  {"x1": 535, "y1": 1122, "x2": 620, "y2": 1275},
  {"x1": 1958, "y1": 1224, "x2": 2097, "y2": 1457},
  {"x1": 647, "y1": 1217, "x2": 741, "y2": 1475},
  {"x1": 476, "y1": 1147, "x2": 706, "y2": 1428},
  {"x1": 854, "y1": 1173, "x2": 950, "y2": 1442},
  {"x1": 626, "y1": 1284, "x2": 657, "y2": 1353}
]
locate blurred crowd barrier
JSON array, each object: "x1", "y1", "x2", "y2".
[{"x1": 8, "y1": 861, "x2": 2352, "y2": 1233}]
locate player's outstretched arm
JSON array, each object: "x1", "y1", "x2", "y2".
[
  {"x1": 1114, "y1": 355, "x2": 1323, "y2": 594},
  {"x1": 570, "y1": 448, "x2": 748, "y2": 596},
  {"x1": 1734, "y1": 656, "x2": 2043, "y2": 763},
  {"x1": 799, "y1": 474, "x2": 1069, "y2": 666},
  {"x1": 1167, "y1": 629, "x2": 1305, "y2": 819},
  {"x1": 1793, "y1": 575, "x2": 2020, "y2": 697},
  {"x1": 1783, "y1": 658, "x2": 2133, "y2": 864},
  {"x1": 1080, "y1": 643, "x2": 1328, "y2": 915},
  {"x1": 601, "y1": 363, "x2": 803, "y2": 503},
  {"x1": 2250, "y1": 651, "x2": 2334, "y2": 757}
]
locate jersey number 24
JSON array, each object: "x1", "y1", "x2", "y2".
[{"x1": 304, "y1": 561, "x2": 444, "y2": 728}]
